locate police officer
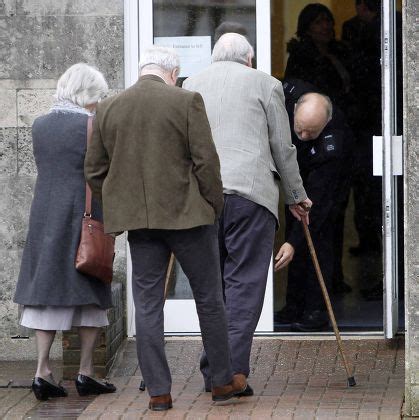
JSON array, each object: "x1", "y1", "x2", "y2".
[{"x1": 275, "y1": 79, "x2": 354, "y2": 331}]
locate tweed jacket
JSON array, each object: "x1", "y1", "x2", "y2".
[
  {"x1": 85, "y1": 75, "x2": 223, "y2": 234},
  {"x1": 183, "y1": 61, "x2": 307, "y2": 220}
]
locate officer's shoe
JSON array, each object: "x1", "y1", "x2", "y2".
[
  {"x1": 274, "y1": 305, "x2": 302, "y2": 324},
  {"x1": 291, "y1": 310, "x2": 329, "y2": 332}
]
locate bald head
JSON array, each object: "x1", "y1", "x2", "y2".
[
  {"x1": 212, "y1": 33, "x2": 254, "y2": 66},
  {"x1": 293, "y1": 93, "x2": 332, "y2": 141}
]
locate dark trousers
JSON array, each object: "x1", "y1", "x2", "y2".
[
  {"x1": 286, "y1": 222, "x2": 334, "y2": 313},
  {"x1": 200, "y1": 195, "x2": 276, "y2": 386},
  {"x1": 128, "y1": 225, "x2": 233, "y2": 397}
]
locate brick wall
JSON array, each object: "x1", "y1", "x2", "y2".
[{"x1": 62, "y1": 282, "x2": 125, "y2": 379}]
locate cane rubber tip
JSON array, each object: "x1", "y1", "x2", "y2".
[
  {"x1": 139, "y1": 380, "x2": 146, "y2": 391},
  {"x1": 347, "y1": 376, "x2": 356, "y2": 387}
]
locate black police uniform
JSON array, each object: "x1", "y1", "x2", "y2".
[{"x1": 279, "y1": 79, "x2": 354, "y2": 331}]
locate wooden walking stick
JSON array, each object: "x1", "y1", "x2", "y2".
[
  {"x1": 300, "y1": 216, "x2": 356, "y2": 387},
  {"x1": 139, "y1": 253, "x2": 176, "y2": 391}
]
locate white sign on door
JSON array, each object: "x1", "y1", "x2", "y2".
[{"x1": 154, "y1": 36, "x2": 212, "y2": 78}]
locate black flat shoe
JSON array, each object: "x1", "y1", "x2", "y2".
[
  {"x1": 75, "y1": 374, "x2": 116, "y2": 396},
  {"x1": 32, "y1": 377, "x2": 68, "y2": 401}
]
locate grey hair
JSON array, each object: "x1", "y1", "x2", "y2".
[
  {"x1": 55, "y1": 63, "x2": 108, "y2": 107},
  {"x1": 295, "y1": 92, "x2": 333, "y2": 121},
  {"x1": 139, "y1": 46, "x2": 180, "y2": 74},
  {"x1": 212, "y1": 33, "x2": 254, "y2": 65}
]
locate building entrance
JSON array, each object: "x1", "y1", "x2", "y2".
[{"x1": 124, "y1": 0, "x2": 403, "y2": 338}]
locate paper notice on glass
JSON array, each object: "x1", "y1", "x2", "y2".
[{"x1": 154, "y1": 36, "x2": 211, "y2": 78}]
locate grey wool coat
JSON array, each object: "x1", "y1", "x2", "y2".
[{"x1": 14, "y1": 112, "x2": 112, "y2": 309}]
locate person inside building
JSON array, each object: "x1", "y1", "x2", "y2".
[
  {"x1": 275, "y1": 79, "x2": 354, "y2": 331},
  {"x1": 184, "y1": 33, "x2": 311, "y2": 394},
  {"x1": 284, "y1": 3, "x2": 354, "y2": 118},
  {"x1": 13, "y1": 63, "x2": 116, "y2": 401}
]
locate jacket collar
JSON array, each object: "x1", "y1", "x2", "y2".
[{"x1": 138, "y1": 74, "x2": 166, "y2": 84}]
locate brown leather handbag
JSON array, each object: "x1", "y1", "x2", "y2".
[{"x1": 75, "y1": 116, "x2": 115, "y2": 284}]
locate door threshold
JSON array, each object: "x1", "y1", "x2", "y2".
[{"x1": 160, "y1": 331, "x2": 404, "y2": 339}]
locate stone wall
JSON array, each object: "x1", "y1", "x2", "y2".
[
  {"x1": 0, "y1": 0, "x2": 126, "y2": 358},
  {"x1": 404, "y1": 0, "x2": 419, "y2": 416}
]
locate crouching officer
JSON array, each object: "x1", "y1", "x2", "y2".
[{"x1": 275, "y1": 79, "x2": 354, "y2": 331}]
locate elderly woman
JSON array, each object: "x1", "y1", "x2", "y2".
[{"x1": 14, "y1": 63, "x2": 116, "y2": 401}]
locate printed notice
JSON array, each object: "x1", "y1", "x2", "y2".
[{"x1": 154, "y1": 36, "x2": 212, "y2": 78}]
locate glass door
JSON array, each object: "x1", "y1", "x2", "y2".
[
  {"x1": 271, "y1": 0, "x2": 403, "y2": 337},
  {"x1": 125, "y1": 0, "x2": 272, "y2": 335}
]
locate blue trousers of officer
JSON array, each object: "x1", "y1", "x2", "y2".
[
  {"x1": 128, "y1": 225, "x2": 233, "y2": 397},
  {"x1": 200, "y1": 194, "x2": 276, "y2": 387}
]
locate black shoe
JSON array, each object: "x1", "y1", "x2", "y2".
[
  {"x1": 291, "y1": 310, "x2": 329, "y2": 332},
  {"x1": 75, "y1": 374, "x2": 116, "y2": 396},
  {"x1": 32, "y1": 377, "x2": 68, "y2": 401},
  {"x1": 236, "y1": 384, "x2": 254, "y2": 397},
  {"x1": 274, "y1": 305, "x2": 302, "y2": 324}
]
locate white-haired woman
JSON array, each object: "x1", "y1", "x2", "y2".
[{"x1": 14, "y1": 63, "x2": 116, "y2": 401}]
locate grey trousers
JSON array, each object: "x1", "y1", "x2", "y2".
[
  {"x1": 200, "y1": 195, "x2": 276, "y2": 387},
  {"x1": 128, "y1": 225, "x2": 233, "y2": 397}
]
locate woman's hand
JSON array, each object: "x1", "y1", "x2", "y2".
[{"x1": 274, "y1": 242, "x2": 295, "y2": 271}]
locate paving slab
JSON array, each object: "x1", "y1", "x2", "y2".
[{"x1": 0, "y1": 337, "x2": 405, "y2": 419}]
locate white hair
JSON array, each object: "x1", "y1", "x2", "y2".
[
  {"x1": 139, "y1": 46, "x2": 180, "y2": 74},
  {"x1": 55, "y1": 63, "x2": 108, "y2": 107},
  {"x1": 212, "y1": 33, "x2": 254, "y2": 65}
]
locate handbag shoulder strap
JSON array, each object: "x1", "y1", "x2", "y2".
[{"x1": 84, "y1": 116, "x2": 93, "y2": 217}]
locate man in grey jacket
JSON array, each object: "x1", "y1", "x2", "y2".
[{"x1": 184, "y1": 33, "x2": 312, "y2": 394}]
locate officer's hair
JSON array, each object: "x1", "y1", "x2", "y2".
[{"x1": 295, "y1": 93, "x2": 333, "y2": 122}]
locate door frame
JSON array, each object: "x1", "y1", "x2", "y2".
[
  {"x1": 381, "y1": 0, "x2": 400, "y2": 338},
  {"x1": 123, "y1": 0, "x2": 402, "y2": 338}
]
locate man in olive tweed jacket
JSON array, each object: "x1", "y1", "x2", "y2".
[{"x1": 85, "y1": 47, "x2": 246, "y2": 410}]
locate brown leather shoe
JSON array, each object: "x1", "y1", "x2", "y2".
[
  {"x1": 148, "y1": 394, "x2": 173, "y2": 411},
  {"x1": 212, "y1": 373, "x2": 247, "y2": 402}
]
